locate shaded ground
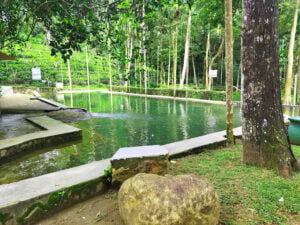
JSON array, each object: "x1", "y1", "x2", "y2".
[
  {"x1": 35, "y1": 190, "x2": 124, "y2": 225},
  {"x1": 35, "y1": 145, "x2": 300, "y2": 225}
]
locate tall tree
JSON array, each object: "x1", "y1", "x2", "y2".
[
  {"x1": 225, "y1": 0, "x2": 234, "y2": 143},
  {"x1": 283, "y1": 0, "x2": 300, "y2": 105},
  {"x1": 179, "y1": 8, "x2": 193, "y2": 89},
  {"x1": 242, "y1": 0, "x2": 298, "y2": 177}
]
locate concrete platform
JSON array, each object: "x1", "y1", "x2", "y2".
[
  {"x1": 0, "y1": 116, "x2": 82, "y2": 161},
  {"x1": 0, "y1": 159, "x2": 110, "y2": 225},
  {"x1": 111, "y1": 145, "x2": 169, "y2": 185},
  {"x1": 164, "y1": 131, "x2": 227, "y2": 157},
  {"x1": 164, "y1": 127, "x2": 242, "y2": 158},
  {"x1": 0, "y1": 94, "x2": 63, "y2": 113},
  {"x1": 112, "y1": 145, "x2": 169, "y2": 160}
]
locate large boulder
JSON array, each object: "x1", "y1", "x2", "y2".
[{"x1": 118, "y1": 173, "x2": 219, "y2": 225}]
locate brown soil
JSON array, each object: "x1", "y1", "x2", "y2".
[{"x1": 35, "y1": 190, "x2": 124, "y2": 225}]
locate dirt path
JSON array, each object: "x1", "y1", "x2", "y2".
[{"x1": 35, "y1": 190, "x2": 124, "y2": 225}]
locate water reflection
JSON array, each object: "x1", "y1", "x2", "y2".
[{"x1": 0, "y1": 92, "x2": 242, "y2": 184}]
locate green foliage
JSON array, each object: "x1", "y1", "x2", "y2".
[
  {"x1": 104, "y1": 165, "x2": 112, "y2": 185},
  {"x1": 0, "y1": 42, "x2": 112, "y2": 86},
  {"x1": 0, "y1": 212, "x2": 12, "y2": 224}
]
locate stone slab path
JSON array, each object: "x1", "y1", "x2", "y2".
[{"x1": 0, "y1": 159, "x2": 110, "y2": 208}]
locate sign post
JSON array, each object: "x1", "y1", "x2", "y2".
[
  {"x1": 209, "y1": 70, "x2": 218, "y2": 89},
  {"x1": 32, "y1": 68, "x2": 41, "y2": 80}
]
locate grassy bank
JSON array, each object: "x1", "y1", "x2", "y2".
[{"x1": 170, "y1": 145, "x2": 300, "y2": 225}]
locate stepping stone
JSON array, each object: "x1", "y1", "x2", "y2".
[{"x1": 111, "y1": 145, "x2": 169, "y2": 186}]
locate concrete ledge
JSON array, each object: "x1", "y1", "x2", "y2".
[
  {"x1": 111, "y1": 146, "x2": 169, "y2": 185},
  {"x1": 59, "y1": 90, "x2": 227, "y2": 105},
  {"x1": 165, "y1": 127, "x2": 242, "y2": 158},
  {"x1": 0, "y1": 159, "x2": 110, "y2": 225},
  {"x1": 0, "y1": 116, "x2": 82, "y2": 162}
]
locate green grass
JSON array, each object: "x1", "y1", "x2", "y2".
[{"x1": 169, "y1": 145, "x2": 300, "y2": 225}]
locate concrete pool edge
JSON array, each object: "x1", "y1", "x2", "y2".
[
  {"x1": 0, "y1": 116, "x2": 82, "y2": 162},
  {"x1": 58, "y1": 89, "x2": 238, "y2": 105},
  {"x1": 0, "y1": 159, "x2": 111, "y2": 225},
  {"x1": 0, "y1": 127, "x2": 242, "y2": 225}
]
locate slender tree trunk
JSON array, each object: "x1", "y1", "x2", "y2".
[
  {"x1": 225, "y1": 0, "x2": 234, "y2": 143},
  {"x1": 85, "y1": 44, "x2": 90, "y2": 90},
  {"x1": 297, "y1": 38, "x2": 300, "y2": 105},
  {"x1": 141, "y1": 0, "x2": 148, "y2": 94},
  {"x1": 220, "y1": 49, "x2": 224, "y2": 86},
  {"x1": 208, "y1": 39, "x2": 224, "y2": 89},
  {"x1": 192, "y1": 55, "x2": 198, "y2": 88},
  {"x1": 167, "y1": 28, "x2": 172, "y2": 87},
  {"x1": 173, "y1": 23, "x2": 178, "y2": 96},
  {"x1": 126, "y1": 21, "x2": 133, "y2": 86},
  {"x1": 179, "y1": 9, "x2": 193, "y2": 89},
  {"x1": 242, "y1": 0, "x2": 298, "y2": 177},
  {"x1": 160, "y1": 59, "x2": 164, "y2": 88},
  {"x1": 157, "y1": 38, "x2": 160, "y2": 87},
  {"x1": 283, "y1": 0, "x2": 300, "y2": 105},
  {"x1": 205, "y1": 32, "x2": 211, "y2": 90},
  {"x1": 67, "y1": 59, "x2": 73, "y2": 107}
]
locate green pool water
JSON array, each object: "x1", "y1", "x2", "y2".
[{"x1": 0, "y1": 92, "x2": 242, "y2": 184}]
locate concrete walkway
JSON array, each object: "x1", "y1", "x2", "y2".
[
  {"x1": 0, "y1": 116, "x2": 82, "y2": 161},
  {"x1": 0, "y1": 159, "x2": 110, "y2": 208},
  {"x1": 164, "y1": 127, "x2": 241, "y2": 157},
  {"x1": 0, "y1": 94, "x2": 63, "y2": 113},
  {"x1": 0, "y1": 159, "x2": 110, "y2": 225}
]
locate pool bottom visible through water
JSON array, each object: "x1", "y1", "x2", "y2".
[{"x1": 0, "y1": 92, "x2": 243, "y2": 184}]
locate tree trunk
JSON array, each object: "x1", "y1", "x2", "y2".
[
  {"x1": 297, "y1": 38, "x2": 300, "y2": 105},
  {"x1": 283, "y1": 0, "x2": 300, "y2": 105},
  {"x1": 192, "y1": 55, "x2": 198, "y2": 88},
  {"x1": 142, "y1": 0, "x2": 148, "y2": 94},
  {"x1": 208, "y1": 39, "x2": 224, "y2": 89},
  {"x1": 126, "y1": 21, "x2": 133, "y2": 86},
  {"x1": 67, "y1": 59, "x2": 73, "y2": 107},
  {"x1": 205, "y1": 32, "x2": 211, "y2": 90},
  {"x1": 85, "y1": 44, "x2": 90, "y2": 90},
  {"x1": 179, "y1": 9, "x2": 192, "y2": 89},
  {"x1": 225, "y1": 0, "x2": 234, "y2": 143},
  {"x1": 242, "y1": 0, "x2": 298, "y2": 177},
  {"x1": 173, "y1": 23, "x2": 178, "y2": 96}
]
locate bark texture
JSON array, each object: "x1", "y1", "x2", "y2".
[
  {"x1": 225, "y1": 0, "x2": 234, "y2": 143},
  {"x1": 179, "y1": 9, "x2": 192, "y2": 89},
  {"x1": 242, "y1": 0, "x2": 298, "y2": 177}
]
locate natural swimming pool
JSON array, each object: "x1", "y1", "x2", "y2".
[{"x1": 0, "y1": 92, "x2": 242, "y2": 184}]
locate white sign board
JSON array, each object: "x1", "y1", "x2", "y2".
[
  {"x1": 32, "y1": 68, "x2": 41, "y2": 80},
  {"x1": 209, "y1": 70, "x2": 218, "y2": 78},
  {"x1": 56, "y1": 82, "x2": 64, "y2": 89}
]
